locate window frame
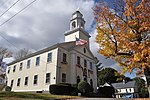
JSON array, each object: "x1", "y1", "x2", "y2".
[
  {"x1": 47, "y1": 52, "x2": 52, "y2": 63},
  {"x1": 62, "y1": 53, "x2": 67, "y2": 63},
  {"x1": 33, "y1": 75, "x2": 38, "y2": 85},
  {"x1": 84, "y1": 59, "x2": 87, "y2": 67},
  {"x1": 24, "y1": 77, "x2": 28, "y2": 86},
  {"x1": 77, "y1": 56, "x2": 80, "y2": 65},
  {"x1": 13, "y1": 65, "x2": 16, "y2": 72},
  {"x1": 27, "y1": 60, "x2": 31, "y2": 69},
  {"x1": 62, "y1": 73, "x2": 66, "y2": 82},
  {"x1": 10, "y1": 79, "x2": 14, "y2": 88},
  {"x1": 19, "y1": 62, "x2": 23, "y2": 71},
  {"x1": 45, "y1": 73, "x2": 50, "y2": 84},
  {"x1": 90, "y1": 62, "x2": 92, "y2": 70},
  {"x1": 17, "y1": 78, "x2": 21, "y2": 87},
  {"x1": 36, "y1": 56, "x2": 40, "y2": 66}
]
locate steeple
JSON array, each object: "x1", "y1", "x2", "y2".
[
  {"x1": 70, "y1": 10, "x2": 85, "y2": 30},
  {"x1": 64, "y1": 9, "x2": 90, "y2": 48}
]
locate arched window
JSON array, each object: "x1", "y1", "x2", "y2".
[
  {"x1": 77, "y1": 76, "x2": 80, "y2": 84},
  {"x1": 72, "y1": 21, "x2": 76, "y2": 29}
]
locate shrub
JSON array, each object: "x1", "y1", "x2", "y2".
[
  {"x1": 49, "y1": 83, "x2": 78, "y2": 95},
  {"x1": 5, "y1": 86, "x2": 11, "y2": 91},
  {"x1": 77, "y1": 81, "x2": 93, "y2": 95}
]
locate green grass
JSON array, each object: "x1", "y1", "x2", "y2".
[{"x1": 0, "y1": 92, "x2": 80, "y2": 100}]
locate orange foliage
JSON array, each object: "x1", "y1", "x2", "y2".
[{"x1": 93, "y1": 0, "x2": 150, "y2": 75}]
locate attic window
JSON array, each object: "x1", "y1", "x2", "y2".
[{"x1": 84, "y1": 48, "x2": 86, "y2": 53}]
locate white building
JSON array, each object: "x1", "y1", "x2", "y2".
[
  {"x1": 6, "y1": 10, "x2": 97, "y2": 93},
  {"x1": 112, "y1": 81, "x2": 139, "y2": 98}
]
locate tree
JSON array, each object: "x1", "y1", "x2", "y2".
[
  {"x1": 94, "y1": 0, "x2": 150, "y2": 96},
  {"x1": 133, "y1": 77, "x2": 149, "y2": 98},
  {"x1": 98, "y1": 68, "x2": 119, "y2": 85},
  {"x1": 0, "y1": 47, "x2": 12, "y2": 68},
  {"x1": 14, "y1": 48, "x2": 31, "y2": 59}
]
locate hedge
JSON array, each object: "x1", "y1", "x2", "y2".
[{"x1": 49, "y1": 83, "x2": 78, "y2": 95}]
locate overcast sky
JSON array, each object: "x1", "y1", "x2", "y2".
[{"x1": 0, "y1": 0, "x2": 136, "y2": 78}]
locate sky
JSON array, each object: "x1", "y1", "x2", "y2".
[{"x1": 0, "y1": 0, "x2": 136, "y2": 78}]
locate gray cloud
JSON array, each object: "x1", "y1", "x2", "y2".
[{"x1": 0, "y1": 0, "x2": 120, "y2": 70}]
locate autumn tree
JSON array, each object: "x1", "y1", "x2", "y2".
[
  {"x1": 94, "y1": 0, "x2": 150, "y2": 96},
  {"x1": 14, "y1": 48, "x2": 31, "y2": 59}
]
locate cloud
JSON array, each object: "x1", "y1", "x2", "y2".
[
  {"x1": 0, "y1": 0, "x2": 94, "y2": 50},
  {"x1": 0, "y1": 0, "x2": 122, "y2": 70}
]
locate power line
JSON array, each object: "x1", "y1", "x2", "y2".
[
  {"x1": 0, "y1": 0, "x2": 37, "y2": 50},
  {"x1": 0, "y1": 0, "x2": 37, "y2": 27},
  {"x1": 0, "y1": 0, "x2": 21, "y2": 18}
]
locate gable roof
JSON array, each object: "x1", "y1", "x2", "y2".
[{"x1": 111, "y1": 81, "x2": 136, "y2": 89}]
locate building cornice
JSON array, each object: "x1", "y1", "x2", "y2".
[{"x1": 64, "y1": 28, "x2": 91, "y2": 38}]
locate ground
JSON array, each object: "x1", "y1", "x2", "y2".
[{"x1": 0, "y1": 92, "x2": 80, "y2": 100}]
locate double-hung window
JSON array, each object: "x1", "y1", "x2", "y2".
[
  {"x1": 24, "y1": 77, "x2": 28, "y2": 86},
  {"x1": 84, "y1": 59, "x2": 87, "y2": 67},
  {"x1": 27, "y1": 60, "x2": 31, "y2": 69},
  {"x1": 17, "y1": 78, "x2": 21, "y2": 86},
  {"x1": 90, "y1": 62, "x2": 92, "y2": 70},
  {"x1": 45, "y1": 73, "x2": 50, "y2": 84},
  {"x1": 19, "y1": 63, "x2": 23, "y2": 71},
  {"x1": 13, "y1": 65, "x2": 16, "y2": 72},
  {"x1": 47, "y1": 53, "x2": 52, "y2": 62},
  {"x1": 62, "y1": 53, "x2": 67, "y2": 63},
  {"x1": 77, "y1": 56, "x2": 80, "y2": 65},
  {"x1": 36, "y1": 57, "x2": 40, "y2": 66},
  {"x1": 33, "y1": 75, "x2": 38, "y2": 85}
]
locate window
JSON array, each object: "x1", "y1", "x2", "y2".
[
  {"x1": 7, "y1": 67, "x2": 10, "y2": 74},
  {"x1": 77, "y1": 76, "x2": 80, "y2": 84},
  {"x1": 62, "y1": 53, "x2": 67, "y2": 63},
  {"x1": 84, "y1": 59, "x2": 87, "y2": 67},
  {"x1": 62, "y1": 73, "x2": 66, "y2": 82},
  {"x1": 47, "y1": 53, "x2": 52, "y2": 62},
  {"x1": 13, "y1": 65, "x2": 16, "y2": 72},
  {"x1": 24, "y1": 77, "x2": 28, "y2": 86},
  {"x1": 81, "y1": 22, "x2": 84, "y2": 28},
  {"x1": 17, "y1": 78, "x2": 21, "y2": 86},
  {"x1": 72, "y1": 21, "x2": 76, "y2": 29},
  {"x1": 36, "y1": 57, "x2": 40, "y2": 66},
  {"x1": 19, "y1": 62, "x2": 23, "y2": 71},
  {"x1": 77, "y1": 56, "x2": 80, "y2": 65},
  {"x1": 45, "y1": 73, "x2": 50, "y2": 84},
  {"x1": 27, "y1": 60, "x2": 31, "y2": 69},
  {"x1": 10, "y1": 80, "x2": 14, "y2": 88},
  {"x1": 90, "y1": 62, "x2": 92, "y2": 69},
  {"x1": 84, "y1": 48, "x2": 86, "y2": 53},
  {"x1": 33, "y1": 75, "x2": 38, "y2": 85}
]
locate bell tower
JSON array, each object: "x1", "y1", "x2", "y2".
[
  {"x1": 70, "y1": 10, "x2": 85, "y2": 30},
  {"x1": 64, "y1": 10, "x2": 90, "y2": 48}
]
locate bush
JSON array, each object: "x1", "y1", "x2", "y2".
[
  {"x1": 5, "y1": 86, "x2": 11, "y2": 91},
  {"x1": 49, "y1": 83, "x2": 78, "y2": 95},
  {"x1": 77, "y1": 81, "x2": 93, "y2": 95}
]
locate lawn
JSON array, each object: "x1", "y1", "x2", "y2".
[{"x1": 0, "y1": 92, "x2": 80, "y2": 100}]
